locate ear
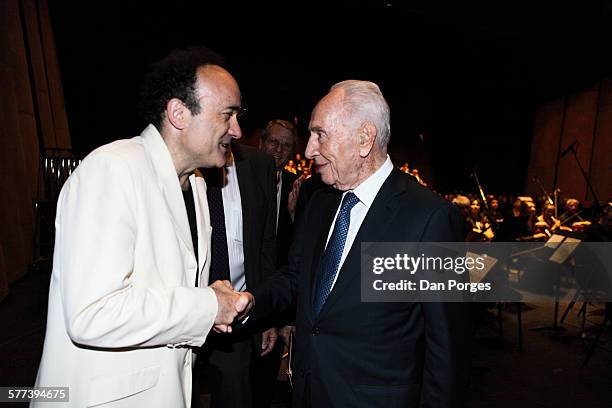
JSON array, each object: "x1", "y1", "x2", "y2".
[
  {"x1": 165, "y1": 98, "x2": 190, "y2": 130},
  {"x1": 358, "y1": 122, "x2": 377, "y2": 158}
]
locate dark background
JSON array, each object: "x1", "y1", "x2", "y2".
[{"x1": 48, "y1": 0, "x2": 612, "y2": 193}]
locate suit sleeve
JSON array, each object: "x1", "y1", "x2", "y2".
[
  {"x1": 57, "y1": 151, "x2": 217, "y2": 348},
  {"x1": 249, "y1": 187, "x2": 319, "y2": 323},
  {"x1": 419, "y1": 204, "x2": 471, "y2": 407}
]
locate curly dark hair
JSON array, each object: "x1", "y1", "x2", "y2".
[{"x1": 138, "y1": 46, "x2": 226, "y2": 130}]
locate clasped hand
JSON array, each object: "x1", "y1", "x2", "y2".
[{"x1": 209, "y1": 280, "x2": 254, "y2": 333}]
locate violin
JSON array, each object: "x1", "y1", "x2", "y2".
[{"x1": 571, "y1": 220, "x2": 591, "y2": 232}]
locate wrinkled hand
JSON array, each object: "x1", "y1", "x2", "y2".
[
  {"x1": 210, "y1": 281, "x2": 254, "y2": 333},
  {"x1": 278, "y1": 325, "x2": 295, "y2": 345},
  {"x1": 260, "y1": 328, "x2": 278, "y2": 356}
]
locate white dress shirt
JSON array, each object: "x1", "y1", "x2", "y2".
[
  {"x1": 221, "y1": 156, "x2": 246, "y2": 291},
  {"x1": 275, "y1": 172, "x2": 282, "y2": 233},
  {"x1": 324, "y1": 155, "x2": 394, "y2": 289}
]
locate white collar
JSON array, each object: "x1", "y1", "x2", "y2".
[{"x1": 347, "y1": 155, "x2": 393, "y2": 209}]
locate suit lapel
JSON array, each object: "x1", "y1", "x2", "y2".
[
  {"x1": 141, "y1": 125, "x2": 196, "y2": 262},
  {"x1": 233, "y1": 145, "x2": 254, "y2": 286},
  {"x1": 279, "y1": 172, "x2": 293, "y2": 221},
  {"x1": 308, "y1": 190, "x2": 342, "y2": 309},
  {"x1": 316, "y1": 171, "x2": 405, "y2": 319},
  {"x1": 191, "y1": 170, "x2": 211, "y2": 287}
]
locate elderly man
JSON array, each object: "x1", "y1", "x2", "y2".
[
  {"x1": 33, "y1": 47, "x2": 253, "y2": 407},
  {"x1": 252, "y1": 80, "x2": 469, "y2": 407}
]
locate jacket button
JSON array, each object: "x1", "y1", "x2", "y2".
[
  {"x1": 311, "y1": 327, "x2": 320, "y2": 336},
  {"x1": 299, "y1": 369, "x2": 305, "y2": 377}
]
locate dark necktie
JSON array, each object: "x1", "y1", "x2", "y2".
[
  {"x1": 313, "y1": 192, "x2": 360, "y2": 315},
  {"x1": 205, "y1": 169, "x2": 231, "y2": 285}
]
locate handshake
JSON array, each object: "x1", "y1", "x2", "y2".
[{"x1": 209, "y1": 280, "x2": 255, "y2": 333}]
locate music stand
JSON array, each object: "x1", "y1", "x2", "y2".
[
  {"x1": 468, "y1": 252, "x2": 524, "y2": 350},
  {"x1": 523, "y1": 235, "x2": 580, "y2": 334},
  {"x1": 558, "y1": 246, "x2": 609, "y2": 348},
  {"x1": 584, "y1": 303, "x2": 611, "y2": 366}
]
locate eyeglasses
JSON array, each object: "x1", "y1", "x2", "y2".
[
  {"x1": 222, "y1": 106, "x2": 247, "y2": 122},
  {"x1": 236, "y1": 106, "x2": 247, "y2": 118},
  {"x1": 265, "y1": 138, "x2": 295, "y2": 151}
]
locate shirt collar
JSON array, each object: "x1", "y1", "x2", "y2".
[{"x1": 347, "y1": 155, "x2": 393, "y2": 209}]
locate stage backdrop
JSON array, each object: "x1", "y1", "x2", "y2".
[
  {"x1": 0, "y1": 0, "x2": 70, "y2": 301},
  {"x1": 526, "y1": 78, "x2": 612, "y2": 206}
]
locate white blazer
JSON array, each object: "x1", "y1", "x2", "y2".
[{"x1": 33, "y1": 125, "x2": 217, "y2": 407}]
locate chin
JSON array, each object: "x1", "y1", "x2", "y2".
[
  {"x1": 201, "y1": 155, "x2": 225, "y2": 169},
  {"x1": 320, "y1": 172, "x2": 334, "y2": 186}
]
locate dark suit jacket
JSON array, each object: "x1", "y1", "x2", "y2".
[
  {"x1": 277, "y1": 170, "x2": 298, "y2": 267},
  {"x1": 294, "y1": 173, "x2": 325, "y2": 226},
  {"x1": 203, "y1": 144, "x2": 277, "y2": 342},
  {"x1": 253, "y1": 169, "x2": 469, "y2": 408},
  {"x1": 233, "y1": 144, "x2": 277, "y2": 291}
]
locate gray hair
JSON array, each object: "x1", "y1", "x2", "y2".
[
  {"x1": 452, "y1": 195, "x2": 471, "y2": 209},
  {"x1": 261, "y1": 119, "x2": 298, "y2": 145},
  {"x1": 330, "y1": 80, "x2": 391, "y2": 147}
]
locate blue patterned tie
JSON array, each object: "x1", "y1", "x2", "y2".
[{"x1": 313, "y1": 192, "x2": 360, "y2": 315}]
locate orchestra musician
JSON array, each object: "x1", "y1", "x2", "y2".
[
  {"x1": 558, "y1": 198, "x2": 592, "y2": 232},
  {"x1": 466, "y1": 199, "x2": 494, "y2": 241}
]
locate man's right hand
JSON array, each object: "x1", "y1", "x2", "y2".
[{"x1": 209, "y1": 280, "x2": 254, "y2": 333}]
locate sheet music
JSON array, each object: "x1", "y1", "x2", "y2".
[
  {"x1": 549, "y1": 237, "x2": 581, "y2": 264},
  {"x1": 467, "y1": 251, "x2": 498, "y2": 283},
  {"x1": 545, "y1": 234, "x2": 566, "y2": 249}
]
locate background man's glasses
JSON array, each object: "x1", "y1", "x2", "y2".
[{"x1": 265, "y1": 139, "x2": 294, "y2": 151}]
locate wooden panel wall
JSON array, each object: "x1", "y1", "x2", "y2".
[
  {"x1": 524, "y1": 98, "x2": 565, "y2": 197},
  {"x1": 0, "y1": 0, "x2": 70, "y2": 301},
  {"x1": 589, "y1": 78, "x2": 612, "y2": 203},
  {"x1": 556, "y1": 84, "x2": 599, "y2": 201},
  {"x1": 526, "y1": 79, "x2": 611, "y2": 206}
]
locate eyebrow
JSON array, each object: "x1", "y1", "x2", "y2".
[
  {"x1": 224, "y1": 105, "x2": 242, "y2": 112},
  {"x1": 309, "y1": 125, "x2": 324, "y2": 133}
]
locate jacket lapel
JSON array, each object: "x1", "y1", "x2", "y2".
[
  {"x1": 191, "y1": 170, "x2": 211, "y2": 287},
  {"x1": 308, "y1": 190, "x2": 342, "y2": 310},
  {"x1": 233, "y1": 145, "x2": 254, "y2": 286},
  {"x1": 141, "y1": 125, "x2": 196, "y2": 263},
  {"x1": 315, "y1": 171, "x2": 405, "y2": 319}
]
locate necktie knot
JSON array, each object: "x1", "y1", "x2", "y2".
[{"x1": 339, "y1": 192, "x2": 360, "y2": 216}]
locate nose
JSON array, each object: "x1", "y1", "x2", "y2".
[
  {"x1": 230, "y1": 115, "x2": 242, "y2": 139},
  {"x1": 305, "y1": 134, "x2": 318, "y2": 159}
]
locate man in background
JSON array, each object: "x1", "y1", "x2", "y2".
[
  {"x1": 198, "y1": 142, "x2": 278, "y2": 408},
  {"x1": 260, "y1": 119, "x2": 300, "y2": 265},
  {"x1": 255, "y1": 119, "x2": 301, "y2": 406}
]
